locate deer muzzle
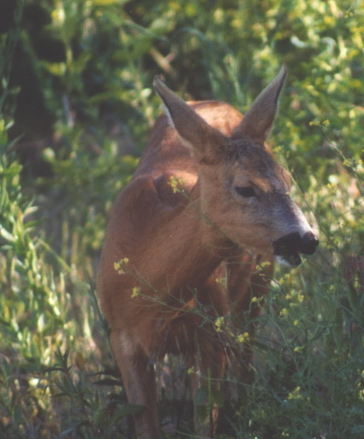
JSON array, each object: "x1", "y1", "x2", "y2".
[{"x1": 273, "y1": 231, "x2": 319, "y2": 266}]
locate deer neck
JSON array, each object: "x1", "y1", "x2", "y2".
[{"x1": 135, "y1": 185, "x2": 238, "y2": 296}]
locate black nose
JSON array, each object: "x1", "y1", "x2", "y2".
[
  {"x1": 273, "y1": 232, "x2": 319, "y2": 257},
  {"x1": 300, "y1": 231, "x2": 319, "y2": 255}
]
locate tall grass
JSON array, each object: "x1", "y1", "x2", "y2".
[{"x1": 1, "y1": 0, "x2": 364, "y2": 438}]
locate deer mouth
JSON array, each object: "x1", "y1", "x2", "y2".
[{"x1": 273, "y1": 231, "x2": 319, "y2": 267}]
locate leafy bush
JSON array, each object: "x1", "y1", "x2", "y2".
[{"x1": 0, "y1": 0, "x2": 363, "y2": 438}]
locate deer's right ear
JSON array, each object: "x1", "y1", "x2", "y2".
[{"x1": 153, "y1": 76, "x2": 227, "y2": 164}]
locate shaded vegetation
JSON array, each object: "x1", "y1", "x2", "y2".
[{"x1": 0, "y1": 0, "x2": 363, "y2": 437}]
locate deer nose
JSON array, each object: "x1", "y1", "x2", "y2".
[
  {"x1": 300, "y1": 231, "x2": 319, "y2": 255},
  {"x1": 273, "y1": 232, "x2": 319, "y2": 258}
]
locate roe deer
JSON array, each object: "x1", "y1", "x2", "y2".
[{"x1": 97, "y1": 68, "x2": 319, "y2": 438}]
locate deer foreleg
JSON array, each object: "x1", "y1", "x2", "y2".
[{"x1": 110, "y1": 330, "x2": 159, "y2": 439}]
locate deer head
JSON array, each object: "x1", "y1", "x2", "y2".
[{"x1": 153, "y1": 69, "x2": 318, "y2": 266}]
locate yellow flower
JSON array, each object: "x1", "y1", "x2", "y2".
[{"x1": 131, "y1": 287, "x2": 140, "y2": 298}]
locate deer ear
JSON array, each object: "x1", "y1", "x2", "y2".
[
  {"x1": 153, "y1": 76, "x2": 227, "y2": 164},
  {"x1": 234, "y1": 67, "x2": 287, "y2": 143}
]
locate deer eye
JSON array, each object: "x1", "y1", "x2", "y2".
[{"x1": 235, "y1": 186, "x2": 256, "y2": 198}]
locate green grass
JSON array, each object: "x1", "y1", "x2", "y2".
[{"x1": 1, "y1": 0, "x2": 364, "y2": 437}]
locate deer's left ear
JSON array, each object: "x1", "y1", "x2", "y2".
[
  {"x1": 233, "y1": 67, "x2": 287, "y2": 143},
  {"x1": 154, "y1": 76, "x2": 227, "y2": 164}
]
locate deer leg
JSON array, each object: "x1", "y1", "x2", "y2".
[
  {"x1": 190, "y1": 333, "x2": 227, "y2": 438},
  {"x1": 226, "y1": 254, "x2": 274, "y2": 385},
  {"x1": 110, "y1": 330, "x2": 159, "y2": 439},
  {"x1": 184, "y1": 278, "x2": 228, "y2": 437}
]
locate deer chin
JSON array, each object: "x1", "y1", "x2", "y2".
[{"x1": 274, "y1": 253, "x2": 302, "y2": 267}]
